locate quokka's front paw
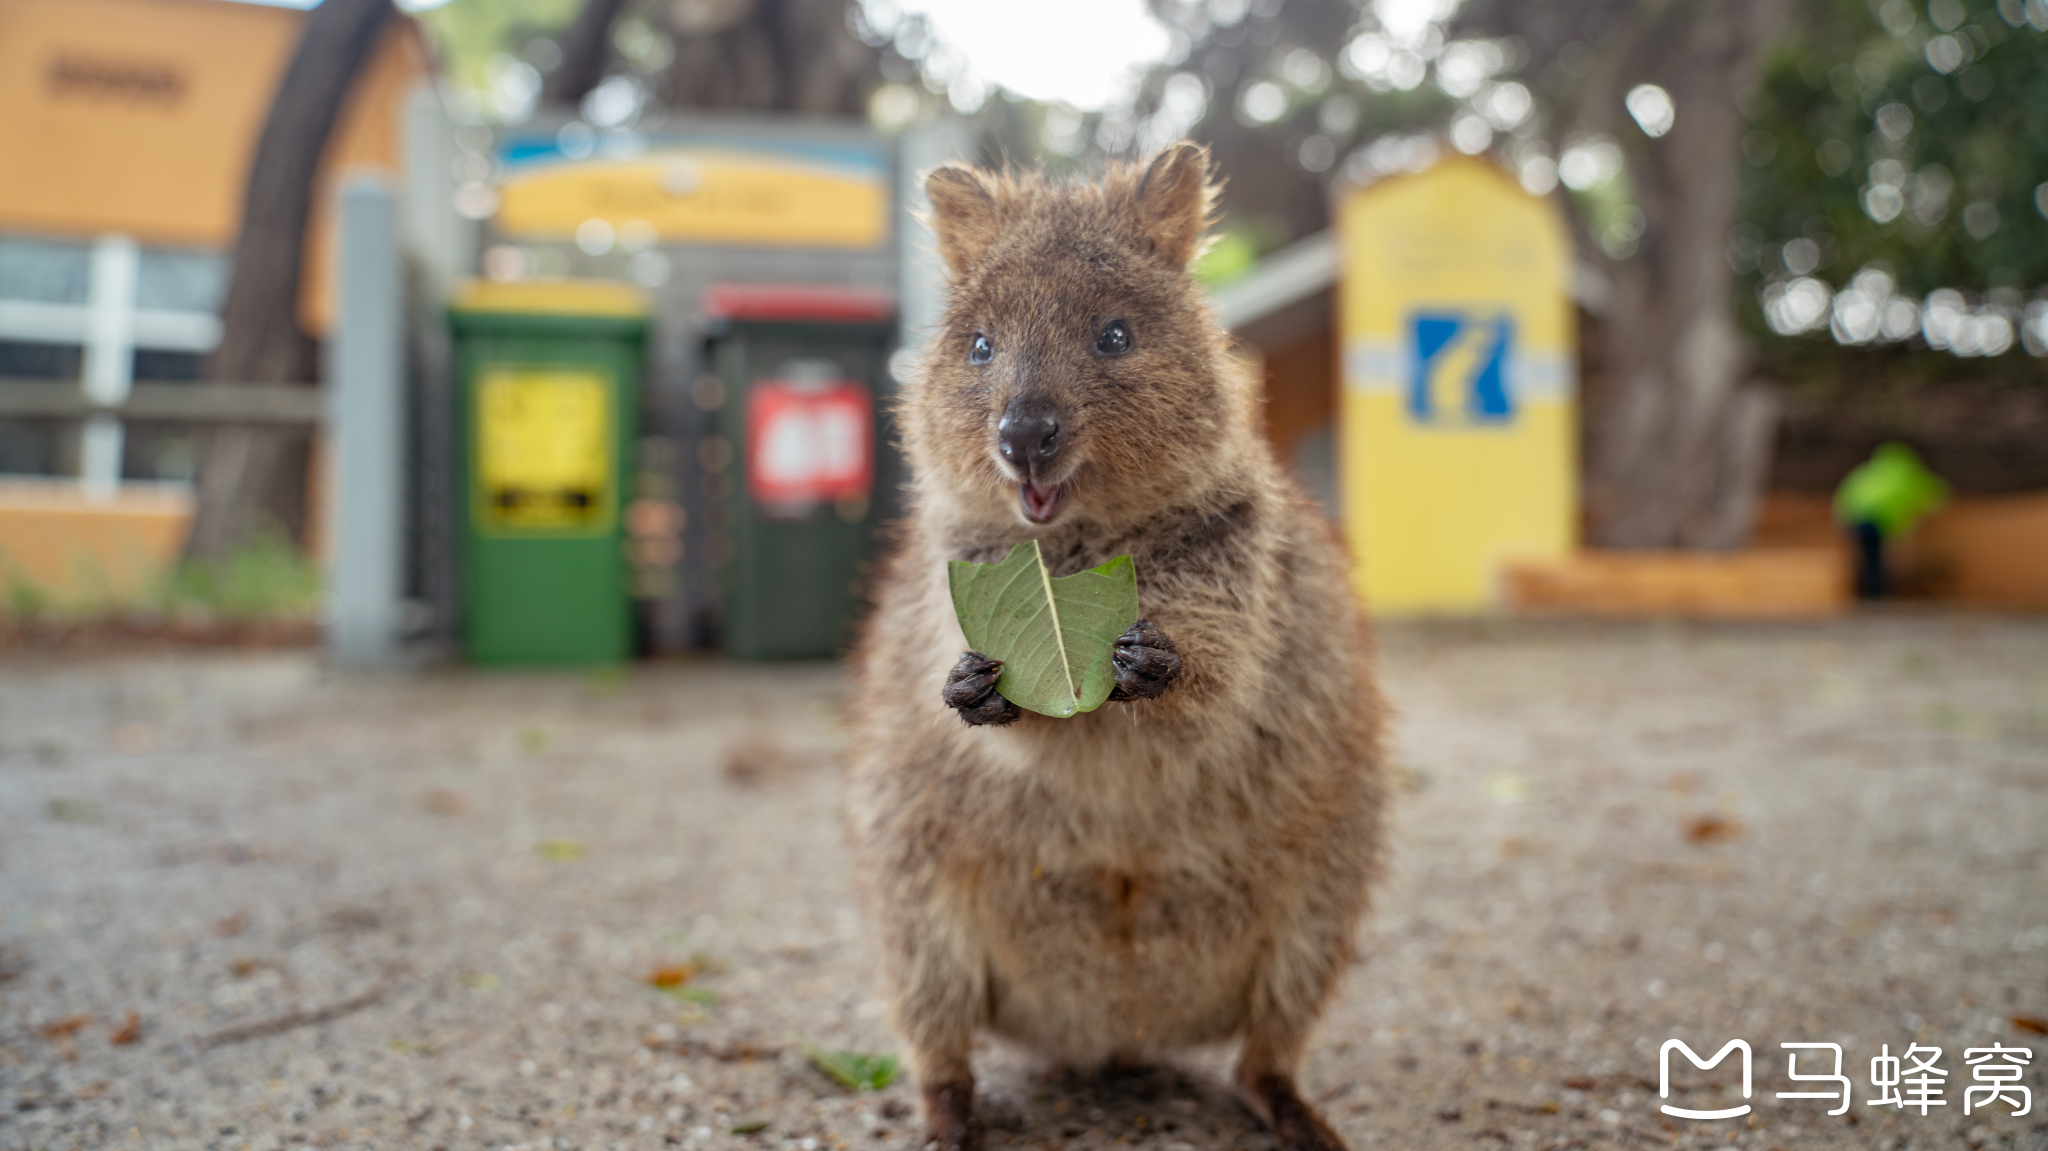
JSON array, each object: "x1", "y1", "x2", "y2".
[
  {"x1": 1108, "y1": 619, "x2": 1181, "y2": 701},
  {"x1": 942, "y1": 651, "x2": 1021, "y2": 726}
]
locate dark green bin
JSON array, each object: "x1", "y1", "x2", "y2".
[
  {"x1": 700, "y1": 284, "x2": 897, "y2": 660},
  {"x1": 449, "y1": 280, "x2": 646, "y2": 665}
]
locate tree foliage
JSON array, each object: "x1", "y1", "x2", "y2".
[{"x1": 1737, "y1": 0, "x2": 2048, "y2": 357}]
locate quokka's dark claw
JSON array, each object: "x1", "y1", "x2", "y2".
[
  {"x1": 1108, "y1": 619, "x2": 1182, "y2": 701},
  {"x1": 943, "y1": 651, "x2": 1021, "y2": 726}
]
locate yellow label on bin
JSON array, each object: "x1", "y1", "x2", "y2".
[{"x1": 475, "y1": 367, "x2": 613, "y2": 534}]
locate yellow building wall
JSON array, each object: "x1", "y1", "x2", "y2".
[
  {"x1": 0, "y1": 480, "x2": 192, "y2": 606},
  {"x1": 0, "y1": 0, "x2": 300, "y2": 247},
  {"x1": 0, "y1": 0, "x2": 430, "y2": 335},
  {"x1": 1337, "y1": 158, "x2": 1577, "y2": 612}
]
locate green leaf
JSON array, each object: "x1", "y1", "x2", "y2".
[
  {"x1": 729, "y1": 1120, "x2": 770, "y2": 1134},
  {"x1": 657, "y1": 985, "x2": 718, "y2": 1005},
  {"x1": 804, "y1": 1043, "x2": 900, "y2": 1091},
  {"x1": 948, "y1": 540, "x2": 1140, "y2": 718}
]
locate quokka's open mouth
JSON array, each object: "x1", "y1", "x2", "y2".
[{"x1": 1019, "y1": 480, "x2": 1066, "y2": 524}]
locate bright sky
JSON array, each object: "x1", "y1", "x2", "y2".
[
  {"x1": 221, "y1": 0, "x2": 1173, "y2": 109},
  {"x1": 891, "y1": 0, "x2": 1174, "y2": 110},
  {"x1": 221, "y1": 0, "x2": 451, "y2": 8}
]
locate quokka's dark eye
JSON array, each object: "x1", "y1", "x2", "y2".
[
  {"x1": 1095, "y1": 318, "x2": 1132, "y2": 356},
  {"x1": 969, "y1": 333, "x2": 993, "y2": 364}
]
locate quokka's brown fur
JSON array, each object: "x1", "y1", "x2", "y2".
[{"x1": 846, "y1": 143, "x2": 1386, "y2": 1151}]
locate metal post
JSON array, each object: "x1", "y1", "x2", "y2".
[
  {"x1": 894, "y1": 117, "x2": 975, "y2": 382},
  {"x1": 402, "y1": 79, "x2": 466, "y2": 656},
  {"x1": 80, "y1": 234, "x2": 139, "y2": 501},
  {"x1": 327, "y1": 178, "x2": 405, "y2": 666},
  {"x1": 401, "y1": 81, "x2": 468, "y2": 294}
]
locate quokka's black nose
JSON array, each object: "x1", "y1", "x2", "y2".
[{"x1": 998, "y1": 397, "x2": 1062, "y2": 477}]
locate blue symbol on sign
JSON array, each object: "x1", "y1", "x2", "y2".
[{"x1": 1409, "y1": 312, "x2": 1514, "y2": 425}]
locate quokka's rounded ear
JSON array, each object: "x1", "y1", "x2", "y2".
[
  {"x1": 924, "y1": 165, "x2": 1000, "y2": 277},
  {"x1": 1136, "y1": 142, "x2": 1218, "y2": 270}
]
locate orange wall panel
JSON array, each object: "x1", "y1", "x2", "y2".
[{"x1": 0, "y1": 0, "x2": 300, "y2": 247}]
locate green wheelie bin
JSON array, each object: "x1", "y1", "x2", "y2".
[{"x1": 449, "y1": 280, "x2": 646, "y2": 665}]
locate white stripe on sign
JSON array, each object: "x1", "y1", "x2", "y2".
[
  {"x1": 1343, "y1": 340, "x2": 1575, "y2": 400},
  {"x1": 1343, "y1": 340, "x2": 1403, "y2": 394}
]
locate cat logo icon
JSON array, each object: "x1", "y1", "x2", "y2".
[{"x1": 1660, "y1": 1039, "x2": 1753, "y2": 1120}]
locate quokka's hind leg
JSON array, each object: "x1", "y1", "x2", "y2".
[
  {"x1": 1239, "y1": 1071, "x2": 1347, "y2": 1151},
  {"x1": 919, "y1": 1076, "x2": 977, "y2": 1151},
  {"x1": 1233, "y1": 912, "x2": 1359, "y2": 1151},
  {"x1": 895, "y1": 966, "x2": 979, "y2": 1151},
  {"x1": 877, "y1": 893, "x2": 985, "y2": 1151}
]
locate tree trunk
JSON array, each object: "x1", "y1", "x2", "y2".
[
  {"x1": 662, "y1": 0, "x2": 879, "y2": 115},
  {"x1": 185, "y1": 0, "x2": 394, "y2": 562},
  {"x1": 543, "y1": 0, "x2": 633, "y2": 106},
  {"x1": 1584, "y1": 0, "x2": 1784, "y2": 549},
  {"x1": 544, "y1": 0, "x2": 879, "y2": 117}
]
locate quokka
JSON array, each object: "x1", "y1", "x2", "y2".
[{"x1": 847, "y1": 142, "x2": 1387, "y2": 1151}]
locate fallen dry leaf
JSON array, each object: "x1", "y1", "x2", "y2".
[
  {"x1": 108, "y1": 1010, "x2": 141, "y2": 1045},
  {"x1": 420, "y1": 788, "x2": 469, "y2": 817},
  {"x1": 109, "y1": 723, "x2": 156, "y2": 753},
  {"x1": 2013, "y1": 1015, "x2": 2048, "y2": 1036},
  {"x1": 44, "y1": 798, "x2": 101, "y2": 824},
  {"x1": 1562, "y1": 1076, "x2": 1598, "y2": 1090},
  {"x1": 230, "y1": 957, "x2": 260, "y2": 978},
  {"x1": 40, "y1": 1014, "x2": 90, "y2": 1039},
  {"x1": 1485, "y1": 773, "x2": 1531, "y2": 804},
  {"x1": 722, "y1": 738, "x2": 789, "y2": 786},
  {"x1": 648, "y1": 964, "x2": 695, "y2": 988},
  {"x1": 1685, "y1": 815, "x2": 1742, "y2": 844}
]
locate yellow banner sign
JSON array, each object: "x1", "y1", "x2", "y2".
[{"x1": 496, "y1": 147, "x2": 890, "y2": 251}]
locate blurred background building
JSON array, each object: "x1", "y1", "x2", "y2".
[{"x1": 0, "y1": 0, "x2": 2044, "y2": 660}]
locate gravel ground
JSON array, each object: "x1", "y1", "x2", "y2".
[{"x1": 1, "y1": 615, "x2": 2045, "y2": 1151}]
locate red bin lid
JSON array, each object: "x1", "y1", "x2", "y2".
[{"x1": 700, "y1": 283, "x2": 897, "y2": 324}]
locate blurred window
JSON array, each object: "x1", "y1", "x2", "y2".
[
  {"x1": 137, "y1": 247, "x2": 229, "y2": 313},
  {"x1": 0, "y1": 421, "x2": 62, "y2": 476},
  {"x1": 0, "y1": 339, "x2": 82, "y2": 379},
  {"x1": 0, "y1": 235, "x2": 91, "y2": 304},
  {"x1": 133, "y1": 348, "x2": 205, "y2": 381}
]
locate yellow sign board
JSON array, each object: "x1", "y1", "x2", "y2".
[
  {"x1": 475, "y1": 367, "x2": 614, "y2": 534},
  {"x1": 495, "y1": 147, "x2": 890, "y2": 250},
  {"x1": 1337, "y1": 158, "x2": 1577, "y2": 612}
]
